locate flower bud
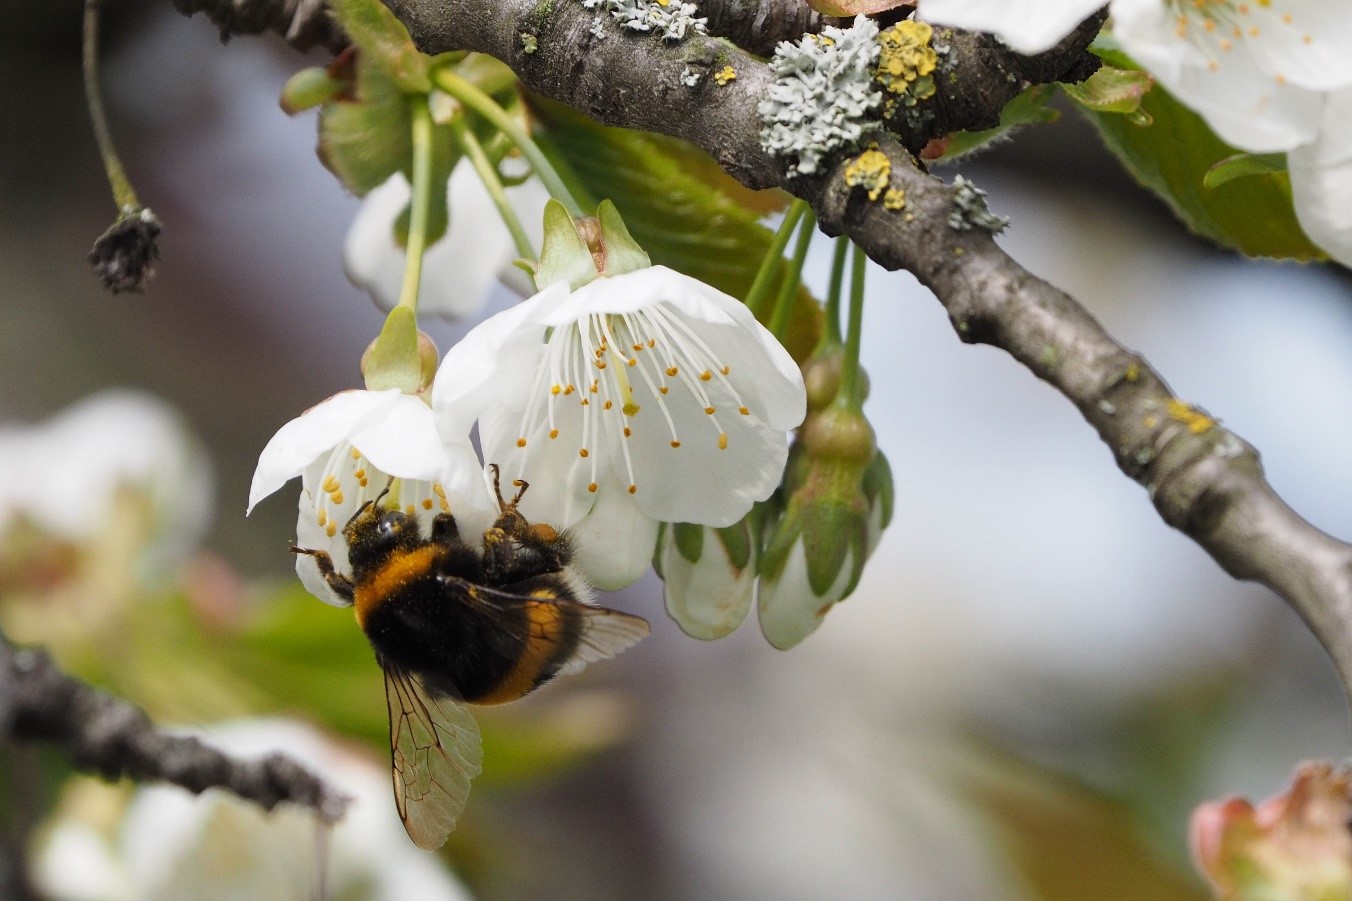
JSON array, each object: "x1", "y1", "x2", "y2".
[
  {"x1": 655, "y1": 517, "x2": 758, "y2": 640},
  {"x1": 801, "y1": 348, "x2": 869, "y2": 414},
  {"x1": 1191, "y1": 762, "x2": 1352, "y2": 899},
  {"x1": 756, "y1": 447, "x2": 871, "y2": 650}
]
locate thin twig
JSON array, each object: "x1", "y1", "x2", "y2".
[{"x1": 0, "y1": 631, "x2": 351, "y2": 822}]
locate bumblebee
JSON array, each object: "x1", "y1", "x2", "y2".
[{"x1": 291, "y1": 468, "x2": 649, "y2": 850}]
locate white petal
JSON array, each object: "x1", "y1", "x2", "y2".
[
  {"x1": 659, "y1": 525, "x2": 757, "y2": 640},
  {"x1": 430, "y1": 283, "x2": 566, "y2": 438},
  {"x1": 1289, "y1": 87, "x2": 1352, "y2": 267},
  {"x1": 346, "y1": 393, "x2": 446, "y2": 483},
  {"x1": 479, "y1": 397, "x2": 597, "y2": 529},
  {"x1": 294, "y1": 481, "x2": 351, "y2": 607},
  {"x1": 567, "y1": 479, "x2": 659, "y2": 590},
  {"x1": 1113, "y1": 0, "x2": 1326, "y2": 152},
  {"x1": 248, "y1": 390, "x2": 402, "y2": 513},
  {"x1": 757, "y1": 541, "x2": 854, "y2": 650},
  {"x1": 1203, "y1": 1, "x2": 1352, "y2": 93},
  {"x1": 916, "y1": 0, "x2": 1103, "y2": 54},
  {"x1": 343, "y1": 174, "x2": 412, "y2": 313},
  {"x1": 625, "y1": 363, "x2": 789, "y2": 527}
]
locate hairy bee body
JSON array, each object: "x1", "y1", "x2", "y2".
[{"x1": 292, "y1": 476, "x2": 648, "y2": 850}]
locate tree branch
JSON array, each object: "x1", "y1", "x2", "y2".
[
  {"x1": 0, "y1": 631, "x2": 351, "y2": 822},
  {"x1": 163, "y1": 0, "x2": 1352, "y2": 705},
  {"x1": 168, "y1": 0, "x2": 346, "y2": 52},
  {"x1": 381, "y1": 0, "x2": 1352, "y2": 704}
]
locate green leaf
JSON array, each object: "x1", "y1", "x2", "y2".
[
  {"x1": 529, "y1": 95, "x2": 823, "y2": 362},
  {"x1": 330, "y1": 0, "x2": 430, "y2": 92},
  {"x1": 1061, "y1": 66, "x2": 1153, "y2": 116},
  {"x1": 1079, "y1": 64, "x2": 1324, "y2": 261},
  {"x1": 319, "y1": 52, "x2": 412, "y2": 196},
  {"x1": 939, "y1": 85, "x2": 1060, "y2": 162}
]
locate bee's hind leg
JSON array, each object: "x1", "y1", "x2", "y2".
[{"x1": 290, "y1": 545, "x2": 356, "y2": 604}]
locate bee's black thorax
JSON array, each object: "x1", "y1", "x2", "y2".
[{"x1": 349, "y1": 503, "x2": 585, "y2": 704}]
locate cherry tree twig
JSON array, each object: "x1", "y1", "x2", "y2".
[
  {"x1": 166, "y1": 0, "x2": 1352, "y2": 711},
  {"x1": 0, "y1": 630, "x2": 351, "y2": 821}
]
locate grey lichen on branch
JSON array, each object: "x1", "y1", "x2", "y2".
[{"x1": 0, "y1": 631, "x2": 351, "y2": 822}]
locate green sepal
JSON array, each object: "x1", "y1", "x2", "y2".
[
  {"x1": 281, "y1": 67, "x2": 347, "y2": 115},
  {"x1": 535, "y1": 199, "x2": 598, "y2": 291},
  {"x1": 672, "y1": 522, "x2": 705, "y2": 565},
  {"x1": 652, "y1": 523, "x2": 668, "y2": 578},
  {"x1": 715, "y1": 517, "x2": 755, "y2": 573},
  {"x1": 862, "y1": 450, "x2": 895, "y2": 532},
  {"x1": 318, "y1": 49, "x2": 411, "y2": 196},
  {"x1": 363, "y1": 306, "x2": 421, "y2": 393},
  {"x1": 596, "y1": 199, "x2": 651, "y2": 276},
  {"x1": 330, "y1": 0, "x2": 430, "y2": 92},
  {"x1": 1204, "y1": 152, "x2": 1287, "y2": 190}
]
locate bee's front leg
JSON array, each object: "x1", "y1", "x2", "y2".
[
  {"x1": 430, "y1": 512, "x2": 459, "y2": 545},
  {"x1": 290, "y1": 545, "x2": 356, "y2": 604}
]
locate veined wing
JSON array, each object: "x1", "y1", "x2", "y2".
[
  {"x1": 440, "y1": 575, "x2": 650, "y2": 678},
  {"x1": 384, "y1": 666, "x2": 483, "y2": 850}
]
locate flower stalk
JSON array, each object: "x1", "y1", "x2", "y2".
[
  {"x1": 396, "y1": 97, "x2": 436, "y2": 314},
  {"x1": 447, "y1": 116, "x2": 536, "y2": 260},
  {"x1": 745, "y1": 200, "x2": 809, "y2": 320},
  {"x1": 838, "y1": 241, "x2": 868, "y2": 413},
  {"x1": 432, "y1": 68, "x2": 585, "y2": 217},
  {"x1": 768, "y1": 207, "x2": 817, "y2": 340},
  {"x1": 83, "y1": 0, "x2": 139, "y2": 213}
]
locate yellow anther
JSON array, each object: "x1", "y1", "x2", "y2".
[
  {"x1": 551, "y1": 384, "x2": 562, "y2": 395},
  {"x1": 353, "y1": 469, "x2": 366, "y2": 480},
  {"x1": 549, "y1": 428, "x2": 560, "y2": 439},
  {"x1": 422, "y1": 498, "x2": 434, "y2": 510},
  {"x1": 331, "y1": 491, "x2": 344, "y2": 505},
  {"x1": 564, "y1": 384, "x2": 576, "y2": 395},
  {"x1": 659, "y1": 386, "x2": 669, "y2": 395},
  {"x1": 326, "y1": 521, "x2": 338, "y2": 537},
  {"x1": 622, "y1": 402, "x2": 640, "y2": 416},
  {"x1": 433, "y1": 483, "x2": 447, "y2": 498},
  {"x1": 720, "y1": 366, "x2": 730, "y2": 375},
  {"x1": 350, "y1": 447, "x2": 362, "y2": 460},
  {"x1": 700, "y1": 370, "x2": 712, "y2": 381},
  {"x1": 738, "y1": 406, "x2": 750, "y2": 415},
  {"x1": 666, "y1": 367, "x2": 679, "y2": 377},
  {"x1": 623, "y1": 427, "x2": 632, "y2": 437},
  {"x1": 604, "y1": 400, "x2": 613, "y2": 410},
  {"x1": 405, "y1": 505, "x2": 415, "y2": 516},
  {"x1": 588, "y1": 482, "x2": 598, "y2": 493},
  {"x1": 322, "y1": 475, "x2": 340, "y2": 493},
  {"x1": 517, "y1": 437, "x2": 527, "y2": 448},
  {"x1": 704, "y1": 406, "x2": 716, "y2": 415},
  {"x1": 596, "y1": 360, "x2": 607, "y2": 369},
  {"x1": 670, "y1": 440, "x2": 681, "y2": 448},
  {"x1": 627, "y1": 484, "x2": 637, "y2": 494},
  {"x1": 317, "y1": 509, "x2": 327, "y2": 526},
  {"x1": 580, "y1": 448, "x2": 590, "y2": 458},
  {"x1": 718, "y1": 433, "x2": 728, "y2": 449}
]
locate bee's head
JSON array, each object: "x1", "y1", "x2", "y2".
[{"x1": 343, "y1": 497, "x2": 419, "y2": 572}]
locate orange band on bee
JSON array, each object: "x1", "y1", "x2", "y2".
[
  {"x1": 474, "y1": 601, "x2": 570, "y2": 706},
  {"x1": 353, "y1": 545, "x2": 443, "y2": 629}
]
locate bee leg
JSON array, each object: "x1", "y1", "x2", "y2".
[
  {"x1": 289, "y1": 545, "x2": 355, "y2": 603},
  {"x1": 479, "y1": 524, "x2": 522, "y2": 582}
]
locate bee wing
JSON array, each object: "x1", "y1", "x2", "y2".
[
  {"x1": 384, "y1": 666, "x2": 483, "y2": 850},
  {"x1": 553, "y1": 604, "x2": 650, "y2": 677}
]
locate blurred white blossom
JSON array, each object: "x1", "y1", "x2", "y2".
[
  {"x1": 344, "y1": 167, "x2": 548, "y2": 319},
  {"x1": 32, "y1": 719, "x2": 473, "y2": 901}
]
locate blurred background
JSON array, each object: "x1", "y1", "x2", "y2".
[{"x1": 2, "y1": 1, "x2": 1351, "y2": 898}]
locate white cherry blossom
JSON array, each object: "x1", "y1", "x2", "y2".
[
  {"x1": 915, "y1": 0, "x2": 1104, "y2": 54},
  {"x1": 918, "y1": 0, "x2": 1352, "y2": 152},
  {"x1": 1289, "y1": 86, "x2": 1352, "y2": 267},
  {"x1": 249, "y1": 389, "x2": 492, "y2": 606},
  {"x1": 433, "y1": 265, "x2": 806, "y2": 579}
]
